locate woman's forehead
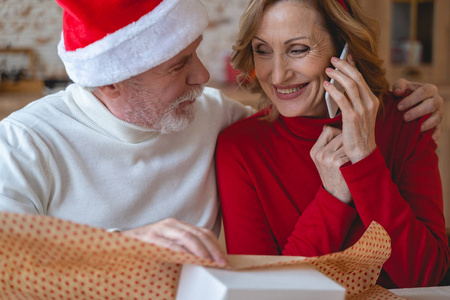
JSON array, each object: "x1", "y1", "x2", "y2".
[{"x1": 255, "y1": 1, "x2": 327, "y2": 42}]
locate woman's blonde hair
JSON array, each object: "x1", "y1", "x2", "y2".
[{"x1": 231, "y1": 0, "x2": 389, "y2": 120}]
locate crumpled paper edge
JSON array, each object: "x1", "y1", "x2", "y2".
[{"x1": 0, "y1": 212, "x2": 404, "y2": 300}]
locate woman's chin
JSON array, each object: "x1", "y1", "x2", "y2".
[
  {"x1": 276, "y1": 107, "x2": 303, "y2": 118},
  {"x1": 276, "y1": 105, "x2": 328, "y2": 119}
]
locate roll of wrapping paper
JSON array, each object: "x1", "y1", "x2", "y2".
[{"x1": 0, "y1": 212, "x2": 404, "y2": 300}]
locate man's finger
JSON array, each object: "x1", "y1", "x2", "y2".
[
  {"x1": 149, "y1": 235, "x2": 191, "y2": 254},
  {"x1": 161, "y1": 220, "x2": 227, "y2": 264},
  {"x1": 392, "y1": 78, "x2": 409, "y2": 97},
  {"x1": 402, "y1": 98, "x2": 437, "y2": 122},
  {"x1": 421, "y1": 113, "x2": 442, "y2": 133},
  {"x1": 397, "y1": 90, "x2": 427, "y2": 112},
  {"x1": 181, "y1": 227, "x2": 227, "y2": 264},
  {"x1": 195, "y1": 227, "x2": 228, "y2": 264},
  {"x1": 432, "y1": 123, "x2": 441, "y2": 141},
  {"x1": 397, "y1": 83, "x2": 440, "y2": 111}
]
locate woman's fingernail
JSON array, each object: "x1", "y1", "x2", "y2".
[
  {"x1": 332, "y1": 57, "x2": 339, "y2": 62},
  {"x1": 325, "y1": 68, "x2": 334, "y2": 73},
  {"x1": 324, "y1": 81, "x2": 331, "y2": 87}
]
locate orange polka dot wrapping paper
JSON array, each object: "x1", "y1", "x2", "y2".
[{"x1": 0, "y1": 212, "x2": 404, "y2": 300}]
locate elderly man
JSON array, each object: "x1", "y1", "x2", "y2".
[{"x1": 0, "y1": 0, "x2": 444, "y2": 265}]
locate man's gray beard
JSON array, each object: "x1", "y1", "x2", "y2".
[
  {"x1": 124, "y1": 85, "x2": 204, "y2": 134},
  {"x1": 155, "y1": 86, "x2": 203, "y2": 134}
]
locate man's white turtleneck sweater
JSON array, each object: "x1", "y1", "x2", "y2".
[{"x1": 0, "y1": 84, "x2": 252, "y2": 235}]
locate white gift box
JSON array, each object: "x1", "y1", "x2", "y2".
[{"x1": 176, "y1": 263, "x2": 345, "y2": 300}]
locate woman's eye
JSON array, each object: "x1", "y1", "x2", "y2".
[
  {"x1": 290, "y1": 47, "x2": 309, "y2": 55},
  {"x1": 253, "y1": 45, "x2": 271, "y2": 55}
]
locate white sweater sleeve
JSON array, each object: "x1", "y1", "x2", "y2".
[
  {"x1": 0, "y1": 120, "x2": 57, "y2": 215},
  {"x1": 202, "y1": 87, "x2": 255, "y2": 129}
]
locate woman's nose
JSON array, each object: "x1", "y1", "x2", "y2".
[{"x1": 271, "y1": 56, "x2": 291, "y2": 85}]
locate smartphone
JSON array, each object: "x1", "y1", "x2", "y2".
[{"x1": 325, "y1": 43, "x2": 349, "y2": 118}]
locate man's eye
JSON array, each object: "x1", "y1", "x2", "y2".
[
  {"x1": 172, "y1": 56, "x2": 192, "y2": 72},
  {"x1": 173, "y1": 63, "x2": 186, "y2": 71}
]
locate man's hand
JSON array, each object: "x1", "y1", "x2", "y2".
[
  {"x1": 122, "y1": 218, "x2": 227, "y2": 265},
  {"x1": 393, "y1": 78, "x2": 444, "y2": 141}
]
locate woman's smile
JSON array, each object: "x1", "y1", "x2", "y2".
[{"x1": 274, "y1": 82, "x2": 309, "y2": 100}]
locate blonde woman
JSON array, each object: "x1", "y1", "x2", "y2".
[{"x1": 216, "y1": 0, "x2": 449, "y2": 288}]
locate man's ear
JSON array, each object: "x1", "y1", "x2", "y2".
[{"x1": 95, "y1": 84, "x2": 122, "y2": 99}]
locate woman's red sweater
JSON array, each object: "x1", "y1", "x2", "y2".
[{"x1": 216, "y1": 93, "x2": 449, "y2": 288}]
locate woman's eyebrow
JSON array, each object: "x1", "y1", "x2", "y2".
[
  {"x1": 252, "y1": 36, "x2": 309, "y2": 45},
  {"x1": 284, "y1": 36, "x2": 308, "y2": 45},
  {"x1": 253, "y1": 36, "x2": 267, "y2": 44}
]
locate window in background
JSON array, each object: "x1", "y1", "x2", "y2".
[{"x1": 391, "y1": 0, "x2": 434, "y2": 66}]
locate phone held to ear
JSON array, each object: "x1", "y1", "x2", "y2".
[{"x1": 325, "y1": 43, "x2": 349, "y2": 118}]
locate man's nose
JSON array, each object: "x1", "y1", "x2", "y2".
[{"x1": 187, "y1": 53, "x2": 210, "y2": 85}]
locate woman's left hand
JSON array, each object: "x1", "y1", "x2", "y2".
[
  {"x1": 324, "y1": 55, "x2": 379, "y2": 164},
  {"x1": 310, "y1": 126, "x2": 352, "y2": 204}
]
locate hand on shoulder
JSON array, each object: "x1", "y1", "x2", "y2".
[{"x1": 393, "y1": 79, "x2": 444, "y2": 140}]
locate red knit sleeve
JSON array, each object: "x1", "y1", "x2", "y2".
[
  {"x1": 281, "y1": 186, "x2": 358, "y2": 256},
  {"x1": 341, "y1": 138, "x2": 449, "y2": 287},
  {"x1": 216, "y1": 132, "x2": 280, "y2": 255}
]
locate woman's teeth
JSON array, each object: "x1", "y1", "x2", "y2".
[{"x1": 276, "y1": 83, "x2": 307, "y2": 94}]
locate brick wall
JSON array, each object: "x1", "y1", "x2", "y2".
[
  {"x1": 0, "y1": 0, "x2": 248, "y2": 83},
  {"x1": 0, "y1": 0, "x2": 64, "y2": 79}
]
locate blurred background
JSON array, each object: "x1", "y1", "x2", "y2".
[{"x1": 0, "y1": 0, "x2": 449, "y2": 230}]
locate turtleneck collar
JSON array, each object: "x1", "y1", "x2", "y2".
[
  {"x1": 280, "y1": 113, "x2": 343, "y2": 141},
  {"x1": 64, "y1": 84, "x2": 160, "y2": 143}
]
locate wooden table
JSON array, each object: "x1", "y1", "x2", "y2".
[{"x1": 390, "y1": 286, "x2": 450, "y2": 299}]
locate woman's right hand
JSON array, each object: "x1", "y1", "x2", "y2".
[{"x1": 310, "y1": 125, "x2": 352, "y2": 204}]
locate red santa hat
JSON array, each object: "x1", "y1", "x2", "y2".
[{"x1": 56, "y1": 0, "x2": 209, "y2": 87}]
